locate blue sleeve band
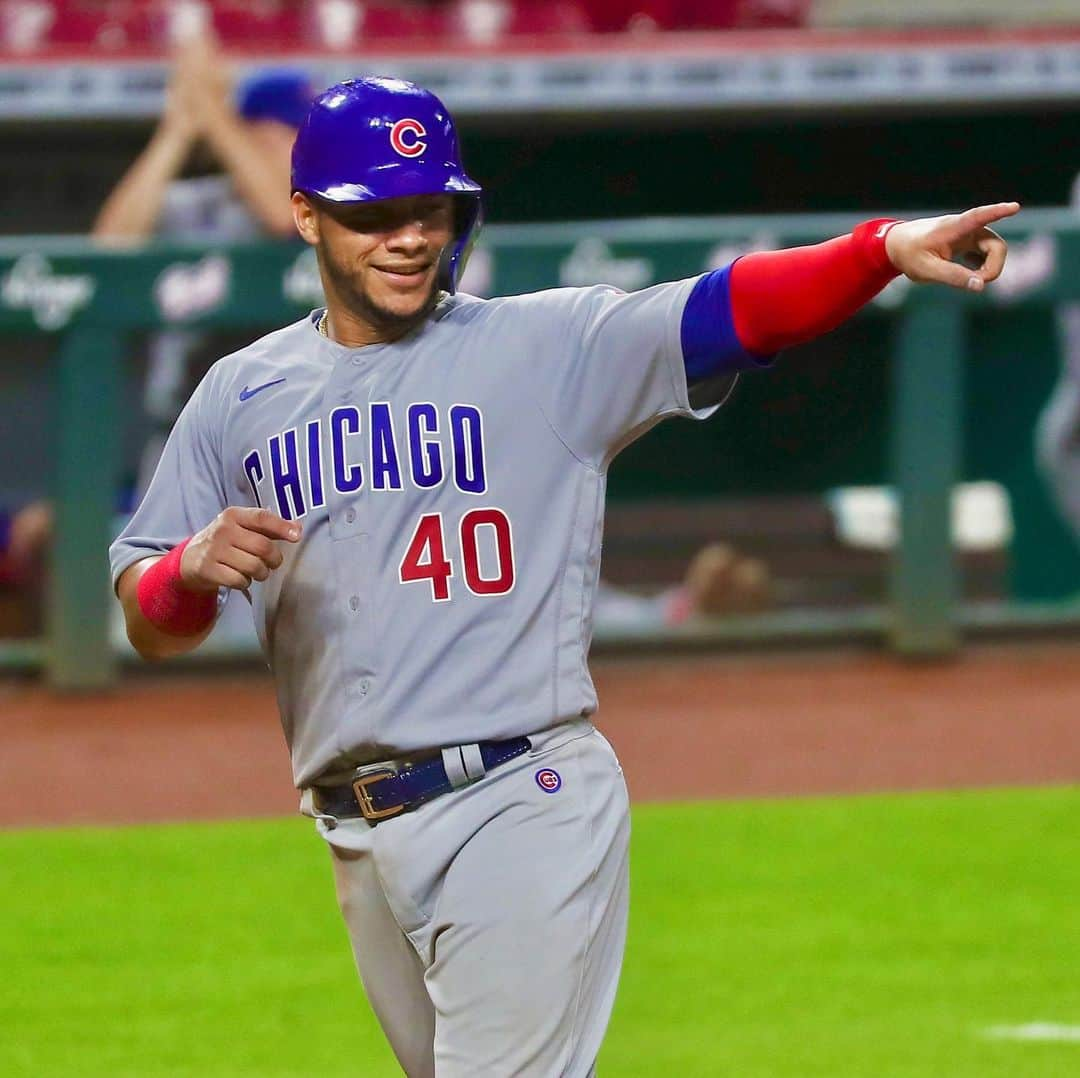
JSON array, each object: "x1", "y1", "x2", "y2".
[{"x1": 680, "y1": 265, "x2": 774, "y2": 384}]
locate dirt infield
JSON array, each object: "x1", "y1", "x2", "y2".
[{"x1": 1, "y1": 641, "x2": 1078, "y2": 828}]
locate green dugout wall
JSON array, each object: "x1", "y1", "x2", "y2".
[{"x1": 1, "y1": 208, "x2": 1078, "y2": 687}]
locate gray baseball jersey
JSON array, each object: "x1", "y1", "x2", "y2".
[{"x1": 110, "y1": 279, "x2": 737, "y2": 788}]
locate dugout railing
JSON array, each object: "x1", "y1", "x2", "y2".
[{"x1": 2, "y1": 209, "x2": 1078, "y2": 688}]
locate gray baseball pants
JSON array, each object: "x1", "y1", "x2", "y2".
[{"x1": 316, "y1": 720, "x2": 630, "y2": 1077}]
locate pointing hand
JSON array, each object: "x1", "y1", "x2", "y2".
[{"x1": 884, "y1": 202, "x2": 1020, "y2": 293}]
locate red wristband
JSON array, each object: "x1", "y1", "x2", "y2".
[
  {"x1": 136, "y1": 538, "x2": 218, "y2": 637},
  {"x1": 852, "y1": 217, "x2": 903, "y2": 274}
]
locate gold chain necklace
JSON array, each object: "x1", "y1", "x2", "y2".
[{"x1": 317, "y1": 309, "x2": 329, "y2": 338}]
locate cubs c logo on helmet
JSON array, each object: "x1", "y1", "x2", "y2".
[{"x1": 390, "y1": 118, "x2": 427, "y2": 159}]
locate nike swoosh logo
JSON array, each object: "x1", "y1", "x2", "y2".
[{"x1": 239, "y1": 378, "x2": 286, "y2": 402}]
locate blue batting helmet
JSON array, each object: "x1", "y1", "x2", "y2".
[{"x1": 291, "y1": 76, "x2": 483, "y2": 295}]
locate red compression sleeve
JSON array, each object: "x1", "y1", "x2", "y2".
[
  {"x1": 135, "y1": 538, "x2": 217, "y2": 637},
  {"x1": 729, "y1": 219, "x2": 901, "y2": 355}
]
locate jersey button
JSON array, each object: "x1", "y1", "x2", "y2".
[
  {"x1": 345, "y1": 508, "x2": 356, "y2": 524},
  {"x1": 348, "y1": 595, "x2": 360, "y2": 612},
  {"x1": 358, "y1": 679, "x2": 370, "y2": 696}
]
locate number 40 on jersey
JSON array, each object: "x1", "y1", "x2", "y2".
[{"x1": 399, "y1": 508, "x2": 515, "y2": 602}]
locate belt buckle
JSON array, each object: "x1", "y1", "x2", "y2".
[{"x1": 352, "y1": 763, "x2": 404, "y2": 822}]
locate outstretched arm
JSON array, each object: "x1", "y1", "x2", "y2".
[{"x1": 726, "y1": 202, "x2": 1019, "y2": 356}]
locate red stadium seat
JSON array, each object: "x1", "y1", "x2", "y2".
[
  {"x1": 583, "y1": 0, "x2": 808, "y2": 32},
  {"x1": 304, "y1": 1, "x2": 443, "y2": 49},
  {"x1": 304, "y1": 1, "x2": 447, "y2": 48},
  {"x1": 442, "y1": 0, "x2": 511, "y2": 42},
  {"x1": 732, "y1": 0, "x2": 810, "y2": 29},
  {"x1": 583, "y1": 0, "x2": 679, "y2": 33},
  {"x1": 445, "y1": 0, "x2": 590, "y2": 42},
  {"x1": 48, "y1": 0, "x2": 156, "y2": 48},
  {"x1": 357, "y1": 2, "x2": 441, "y2": 41},
  {"x1": 211, "y1": 0, "x2": 302, "y2": 48},
  {"x1": 508, "y1": 0, "x2": 589, "y2": 36}
]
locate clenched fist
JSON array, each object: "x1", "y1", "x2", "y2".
[{"x1": 180, "y1": 506, "x2": 301, "y2": 592}]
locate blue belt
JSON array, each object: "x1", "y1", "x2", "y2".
[{"x1": 312, "y1": 737, "x2": 532, "y2": 824}]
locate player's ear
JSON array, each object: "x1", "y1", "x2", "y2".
[{"x1": 292, "y1": 193, "x2": 319, "y2": 246}]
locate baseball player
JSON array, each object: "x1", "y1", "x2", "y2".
[{"x1": 109, "y1": 77, "x2": 1016, "y2": 1076}]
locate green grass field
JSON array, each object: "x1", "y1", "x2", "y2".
[{"x1": 2, "y1": 787, "x2": 1078, "y2": 1076}]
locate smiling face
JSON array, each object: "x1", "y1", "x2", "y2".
[{"x1": 292, "y1": 191, "x2": 456, "y2": 343}]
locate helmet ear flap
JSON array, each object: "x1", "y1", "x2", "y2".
[
  {"x1": 437, "y1": 244, "x2": 457, "y2": 295},
  {"x1": 439, "y1": 196, "x2": 483, "y2": 295}
]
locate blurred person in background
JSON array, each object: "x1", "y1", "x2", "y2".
[
  {"x1": 0, "y1": 501, "x2": 51, "y2": 636},
  {"x1": 94, "y1": 33, "x2": 311, "y2": 494},
  {"x1": 93, "y1": 35, "x2": 301, "y2": 244},
  {"x1": 596, "y1": 542, "x2": 770, "y2": 632},
  {"x1": 0, "y1": 34, "x2": 312, "y2": 646},
  {"x1": 1035, "y1": 171, "x2": 1080, "y2": 559},
  {"x1": 95, "y1": 34, "x2": 312, "y2": 649}
]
